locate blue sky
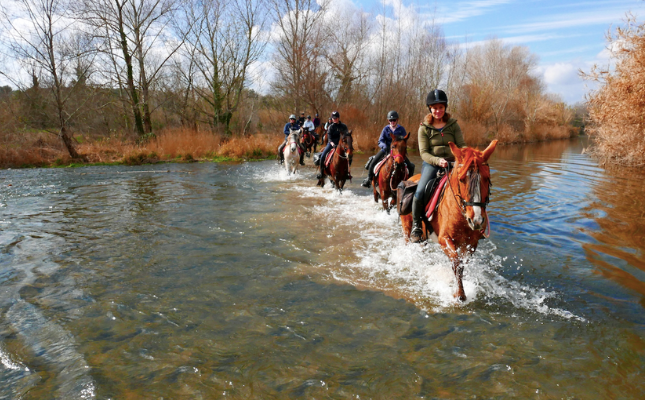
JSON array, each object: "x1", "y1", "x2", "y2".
[{"x1": 356, "y1": 0, "x2": 645, "y2": 104}]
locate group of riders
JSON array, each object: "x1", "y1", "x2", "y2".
[{"x1": 278, "y1": 89, "x2": 466, "y2": 244}]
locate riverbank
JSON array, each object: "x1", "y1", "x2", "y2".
[{"x1": 0, "y1": 124, "x2": 578, "y2": 169}]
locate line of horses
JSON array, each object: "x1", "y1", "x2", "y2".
[{"x1": 282, "y1": 126, "x2": 498, "y2": 302}]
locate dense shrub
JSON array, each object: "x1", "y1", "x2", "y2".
[{"x1": 584, "y1": 14, "x2": 645, "y2": 167}]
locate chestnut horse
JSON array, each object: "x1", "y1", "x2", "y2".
[
  {"x1": 372, "y1": 132, "x2": 410, "y2": 212},
  {"x1": 400, "y1": 140, "x2": 498, "y2": 302},
  {"x1": 317, "y1": 131, "x2": 353, "y2": 192},
  {"x1": 301, "y1": 128, "x2": 317, "y2": 157}
]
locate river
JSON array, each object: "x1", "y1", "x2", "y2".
[{"x1": 0, "y1": 137, "x2": 643, "y2": 399}]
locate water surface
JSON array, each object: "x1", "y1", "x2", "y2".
[{"x1": 1, "y1": 137, "x2": 644, "y2": 398}]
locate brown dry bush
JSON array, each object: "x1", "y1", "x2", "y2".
[{"x1": 583, "y1": 14, "x2": 645, "y2": 167}]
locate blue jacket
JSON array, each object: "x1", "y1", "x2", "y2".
[
  {"x1": 378, "y1": 124, "x2": 407, "y2": 151},
  {"x1": 327, "y1": 122, "x2": 348, "y2": 145},
  {"x1": 284, "y1": 122, "x2": 300, "y2": 136}
]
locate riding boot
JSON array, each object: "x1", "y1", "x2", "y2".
[{"x1": 410, "y1": 196, "x2": 425, "y2": 243}]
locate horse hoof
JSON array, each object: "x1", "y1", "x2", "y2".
[{"x1": 454, "y1": 292, "x2": 467, "y2": 302}]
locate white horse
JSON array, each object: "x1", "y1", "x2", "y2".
[{"x1": 283, "y1": 128, "x2": 301, "y2": 174}]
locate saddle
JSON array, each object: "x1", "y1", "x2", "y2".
[
  {"x1": 397, "y1": 172, "x2": 448, "y2": 218},
  {"x1": 373, "y1": 155, "x2": 409, "y2": 179},
  {"x1": 312, "y1": 147, "x2": 338, "y2": 167}
]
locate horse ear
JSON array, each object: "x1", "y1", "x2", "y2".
[
  {"x1": 482, "y1": 140, "x2": 498, "y2": 162},
  {"x1": 404, "y1": 131, "x2": 410, "y2": 141},
  {"x1": 390, "y1": 132, "x2": 396, "y2": 141},
  {"x1": 449, "y1": 142, "x2": 463, "y2": 161}
]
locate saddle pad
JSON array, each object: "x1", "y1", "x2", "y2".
[
  {"x1": 324, "y1": 147, "x2": 336, "y2": 167},
  {"x1": 425, "y1": 174, "x2": 448, "y2": 219},
  {"x1": 373, "y1": 155, "x2": 390, "y2": 176}
]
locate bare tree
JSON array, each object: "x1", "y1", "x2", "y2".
[
  {"x1": 269, "y1": 0, "x2": 328, "y2": 113},
  {"x1": 80, "y1": 0, "x2": 182, "y2": 137},
  {"x1": 177, "y1": 0, "x2": 268, "y2": 133},
  {"x1": 0, "y1": 0, "x2": 97, "y2": 158}
]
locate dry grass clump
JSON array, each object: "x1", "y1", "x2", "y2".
[{"x1": 583, "y1": 14, "x2": 645, "y2": 167}]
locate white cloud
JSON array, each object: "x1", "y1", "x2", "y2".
[{"x1": 426, "y1": 0, "x2": 515, "y2": 24}]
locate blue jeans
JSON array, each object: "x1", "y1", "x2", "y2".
[
  {"x1": 319, "y1": 142, "x2": 334, "y2": 172},
  {"x1": 415, "y1": 162, "x2": 440, "y2": 202}
]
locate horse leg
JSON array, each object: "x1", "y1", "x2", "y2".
[
  {"x1": 400, "y1": 214, "x2": 413, "y2": 241},
  {"x1": 442, "y1": 237, "x2": 467, "y2": 302}
]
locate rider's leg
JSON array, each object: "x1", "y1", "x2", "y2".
[
  {"x1": 404, "y1": 157, "x2": 415, "y2": 177},
  {"x1": 278, "y1": 139, "x2": 287, "y2": 164},
  {"x1": 317, "y1": 143, "x2": 332, "y2": 179},
  {"x1": 362, "y1": 149, "x2": 386, "y2": 188},
  {"x1": 411, "y1": 162, "x2": 439, "y2": 243}
]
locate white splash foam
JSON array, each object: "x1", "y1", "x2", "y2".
[
  {"x1": 0, "y1": 345, "x2": 29, "y2": 372},
  {"x1": 253, "y1": 163, "x2": 312, "y2": 182},
  {"x1": 290, "y1": 183, "x2": 584, "y2": 321}
]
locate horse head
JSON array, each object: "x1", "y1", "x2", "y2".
[
  {"x1": 390, "y1": 131, "x2": 409, "y2": 165},
  {"x1": 342, "y1": 130, "x2": 354, "y2": 164},
  {"x1": 448, "y1": 140, "x2": 498, "y2": 231},
  {"x1": 289, "y1": 128, "x2": 300, "y2": 153}
]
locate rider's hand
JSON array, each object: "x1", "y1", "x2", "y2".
[{"x1": 439, "y1": 159, "x2": 448, "y2": 168}]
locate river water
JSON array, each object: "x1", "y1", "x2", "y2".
[{"x1": 0, "y1": 137, "x2": 643, "y2": 399}]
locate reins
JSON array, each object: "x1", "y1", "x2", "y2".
[{"x1": 445, "y1": 160, "x2": 491, "y2": 235}]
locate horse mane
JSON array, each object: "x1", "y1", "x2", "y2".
[{"x1": 457, "y1": 147, "x2": 490, "y2": 181}]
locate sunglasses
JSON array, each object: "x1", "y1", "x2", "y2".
[{"x1": 388, "y1": 119, "x2": 397, "y2": 122}]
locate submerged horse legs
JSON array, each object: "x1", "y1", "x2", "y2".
[{"x1": 443, "y1": 236, "x2": 467, "y2": 302}]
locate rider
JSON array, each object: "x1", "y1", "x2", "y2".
[
  {"x1": 411, "y1": 89, "x2": 467, "y2": 243},
  {"x1": 279, "y1": 114, "x2": 305, "y2": 166},
  {"x1": 313, "y1": 113, "x2": 320, "y2": 129},
  {"x1": 361, "y1": 110, "x2": 415, "y2": 188},
  {"x1": 298, "y1": 112, "x2": 306, "y2": 126},
  {"x1": 317, "y1": 111, "x2": 348, "y2": 180},
  {"x1": 303, "y1": 115, "x2": 318, "y2": 142}
]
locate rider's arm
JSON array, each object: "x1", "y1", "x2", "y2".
[
  {"x1": 418, "y1": 125, "x2": 442, "y2": 166},
  {"x1": 284, "y1": 123, "x2": 290, "y2": 135},
  {"x1": 377, "y1": 126, "x2": 389, "y2": 150},
  {"x1": 453, "y1": 122, "x2": 467, "y2": 148}
]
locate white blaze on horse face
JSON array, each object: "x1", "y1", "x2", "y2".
[{"x1": 468, "y1": 170, "x2": 484, "y2": 228}]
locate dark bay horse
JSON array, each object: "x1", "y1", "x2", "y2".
[
  {"x1": 301, "y1": 128, "x2": 317, "y2": 157},
  {"x1": 400, "y1": 140, "x2": 498, "y2": 302},
  {"x1": 317, "y1": 131, "x2": 353, "y2": 192},
  {"x1": 372, "y1": 132, "x2": 410, "y2": 212}
]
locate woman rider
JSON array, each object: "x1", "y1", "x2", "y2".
[
  {"x1": 361, "y1": 110, "x2": 415, "y2": 188},
  {"x1": 411, "y1": 89, "x2": 466, "y2": 243},
  {"x1": 317, "y1": 111, "x2": 348, "y2": 180}
]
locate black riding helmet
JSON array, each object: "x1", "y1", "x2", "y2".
[
  {"x1": 387, "y1": 110, "x2": 399, "y2": 120},
  {"x1": 331, "y1": 111, "x2": 340, "y2": 118},
  {"x1": 426, "y1": 89, "x2": 448, "y2": 107}
]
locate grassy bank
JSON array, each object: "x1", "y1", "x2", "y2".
[{"x1": 0, "y1": 121, "x2": 578, "y2": 169}]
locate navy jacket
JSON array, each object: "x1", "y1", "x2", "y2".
[
  {"x1": 327, "y1": 122, "x2": 348, "y2": 145},
  {"x1": 378, "y1": 124, "x2": 407, "y2": 151},
  {"x1": 283, "y1": 122, "x2": 301, "y2": 136}
]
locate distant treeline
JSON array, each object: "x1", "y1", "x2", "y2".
[{"x1": 0, "y1": 0, "x2": 579, "y2": 167}]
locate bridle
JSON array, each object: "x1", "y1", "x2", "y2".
[
  {"x1": 446, "y1": 161, "x2": 491, "y2": 220},
  {"x1": 388, "y1": 145, "x2": 408, "y2": 191}
]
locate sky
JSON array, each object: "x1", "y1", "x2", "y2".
[{"x1": 354, "y1": 0, "x2": 645, "y2": 104}]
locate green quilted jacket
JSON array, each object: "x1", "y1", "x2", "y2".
[{"x1": 417, "y1": 115, "x2": 467, "y2": 166}]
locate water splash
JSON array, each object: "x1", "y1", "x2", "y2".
[{"x1": 292, "y1": 183, "x2": 584, "y2": 321}]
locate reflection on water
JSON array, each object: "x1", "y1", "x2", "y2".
[{"x1": 1, "y1": 140, "x2": 645, "y2": 399}]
